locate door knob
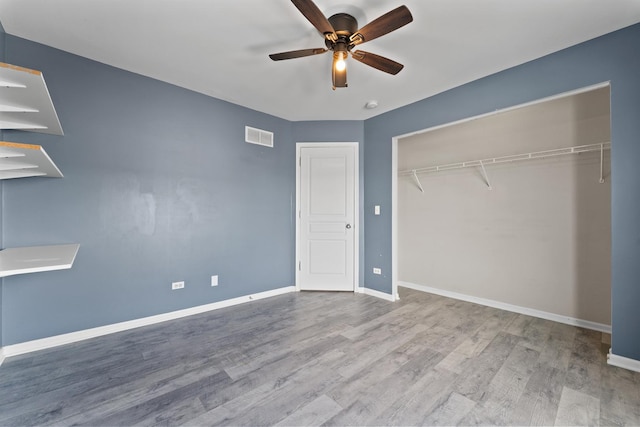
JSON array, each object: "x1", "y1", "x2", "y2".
[{"x1": 346, "y1": 224, "x2": 352, "y2": 229}]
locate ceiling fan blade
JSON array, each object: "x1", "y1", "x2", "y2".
[
  {"x1": 291, "y1": 0, "x2": 337, "y2": 41},
  {"x1": 350, "y1": 5, "x2": 413, "y2": 46},
  {"x1": 269, "y1": 48, "x2": 328, "y2": 61},
  {"x1": 351, "y1": 50, "x2": 404, "y2": 75},
  {"x1": 332, "y1": 57, "x2": 348, "y2": 89}
]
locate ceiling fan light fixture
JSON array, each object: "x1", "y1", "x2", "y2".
[
  {"x1": 270, "y1": 1, "x2": 413, "y2": 89},
  {"x1": 334, "y1": 51, "x2": 347, "y2": 72}
]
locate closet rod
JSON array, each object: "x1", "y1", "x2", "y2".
[{"x1": 398, "y1": 142, "x2": 611, "y2": 177}]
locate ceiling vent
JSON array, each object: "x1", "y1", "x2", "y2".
[{"x1": 245, "y1": 126, "x2": 274, "y2": 148}]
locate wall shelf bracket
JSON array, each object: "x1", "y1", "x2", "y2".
[{"x1": 411, "y1": 170, "x2": 424, "y2": 193}]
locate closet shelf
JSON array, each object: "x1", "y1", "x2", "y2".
[
  {"x1": 0, "y1": 141, "x2": 63, "y2": 180},
  {"x1": 0, "y1": 62, "x2": 64, "y2": 135},
  {"x1": 0, "y1": 244, "x2": 79, "y2": 278},
  {"x1": 399, "y1": 142, "x2": 611, "y2": 191}
]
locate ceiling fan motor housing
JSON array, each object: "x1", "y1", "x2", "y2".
[{"x1": 326, "y1": 13, "x2": 358, "y2": 47}]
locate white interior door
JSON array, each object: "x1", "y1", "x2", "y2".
[{"x1": 297, "y1": 143, "x2": 357, "y2": 291}]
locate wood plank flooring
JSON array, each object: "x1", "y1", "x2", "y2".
[{"x1": 1, "y1": 287, "x2": 639, "y2": 426}]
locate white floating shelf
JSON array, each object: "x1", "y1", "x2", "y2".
[
  {"x1": 0, "y1": 141, "x2": 63, "y2": 180},
  {"x1": 0, "y1": 244, "x2": 80, "y2": 278},
  {"x1": 0, "y1": 104, "x2": 39, "y2": 113},
  {"x1": 0, "y1": 62, "x2": 63, "y2": 135}
]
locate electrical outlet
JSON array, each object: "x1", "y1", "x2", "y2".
[
  {"x1": 172, "y1": 281, "x2": 185, "y2": 290},
  {"x1": 373, "y1": 268, "x2": 382, "y2": 275},
  {"x1": 211, "y1": 275, "x2": 218, "y2": 287}
]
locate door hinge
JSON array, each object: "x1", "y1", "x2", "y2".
[{"x1": 298, "y1": 261, "x2": 301, "y2": 271}]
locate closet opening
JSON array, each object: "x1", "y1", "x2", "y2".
[{"x1": 392, "y1": 83, "x2": 611, "y2": 332}]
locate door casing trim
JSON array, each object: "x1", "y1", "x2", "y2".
[{"x1": 295, "y1": 142, "x2": 360, "y2": 292}]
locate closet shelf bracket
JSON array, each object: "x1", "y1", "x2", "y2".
[
  {"x1": 411, "y1": 170, "x2": 424, "y2": 193},
  {"x1": 599, "y1": 143, "x2": 605, "y2": 184},
  {"x1": 399, "y1": 142, "x2": 611, "y2": 192},
  {"x1": 479, "y1": 161, "x2": 492, "y2": 190}
]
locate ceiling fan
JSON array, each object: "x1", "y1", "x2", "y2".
[{"x1": 269, "y1": 0, "x2": 413, "y2": 90}]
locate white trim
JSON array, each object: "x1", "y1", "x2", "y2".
[
  {"x1": 400, "y1": 281, "x2": 611, "y2": 333},
  {"x1": 391, "y1": 136, "x2": 399, "y2": 301},
  {"x1": 608, "y1": 349, "x2": 640, "y2": 373},
  {"x1": 2, "y1": 286, "x2": 295, "y2": 358},
  {"x1": 358, "y1": 286, "x2": 396, "y2": 302},
  {"x1": 295, "y1": 142, "x2": 360, "y2": 293},
  {"x1": 0, "y1": 348, "x2": 6, "y2": 367},
  {"x1": 391, "y1": 137, "x2": 400, "y2": 299}
]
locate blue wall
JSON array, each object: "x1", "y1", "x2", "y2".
[
  {"x1": 1, "y1": 35, "x2": 296, "y2": 345},
  {"x1": 363, "y1": 24, "x2": 640, "y2": 360}
]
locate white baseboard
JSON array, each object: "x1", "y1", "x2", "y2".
[
  {"x1": 399, "y1": 281, "x2": 611, "y2": 334},
  {"x1": 0, "y1": 348, "x2": 5, "y2": 367},
  {"x1": 358, "y1": 286, "x2": 397, "y2": 302},
  {"x1": 2, "y1": 286, "x2": 296, "y2": 359},
  {"x1": 608, "y1": 349, "x2": 640, "y2": 373}
]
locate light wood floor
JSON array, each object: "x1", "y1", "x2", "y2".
[{"x1": 1, "y1": 287, "x2": 639, "y2": 426}]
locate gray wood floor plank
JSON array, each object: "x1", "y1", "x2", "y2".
[
  {"x1": 511, "y1": 364, "x2": 565, "y2": 426},
  {"x1": 565, "y1": 354, "x2": 604, "y2": 401},
  {"x1": 336, "y1": 323, "x2": 429, "y2": 379},
  {"x1": 537, "y1": 326, "x2": 575, "y2": 372},
  {"x1": 90, "y1": 371, "x2": 228, "y2": 427},
  {"x1": 328, "y1": 345, "x2": 444, "y2": 423},
  {"x1": 197, "y1": 341, "x2": 347, "y2": 414},
  {"x1": 453, "y1": 331, "x2": 521, "y2": 402},
  {"x1": 555, "y1": 386, "x2": 600, "y2": 426},
  {"x1": 375, "y1": 366, "x2": 460, "y2": 426},
  {"x1": 190, "y1": 349, "x2": 345, "y2": 426},
  {"x1": 275, "y1": 394, "x2": 343, "y2": 427},
  {"x1": 435, "y1": 337, "x2": 492, "y2": 373},
  {"x1": 477, "y1": 344, "x2": 541, "y2": 424},
  {"x1": 599, "y1": 363, "x2": 640, "y2": 426},
  {"x1": 1, "y1": 286, "x2": 639, "y2": 426},
  {"x1": 323, "y1": 399, "x2": 373, "y2": 426},
  {"x1": 223, "y1": 320, "x2": 349, "y2": 380},
  {"x1": 421, "y1": 391, "x2": 476, "y2": 426},
  {"x1": 27, "y1": 363, "x2": 227, "y2": 426},
  {"x1": 340, "y1": 302, "x2": 428, "y2": 340}
]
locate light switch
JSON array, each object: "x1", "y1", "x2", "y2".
[{"x1": 374, "y1": 205, "x2": 381, "y2": 215}]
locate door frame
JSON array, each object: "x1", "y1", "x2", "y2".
[
  {"x1": 391, "y1": 81, "x2": 612, "y2": 304},
  {"x1": 295, "y1": 142, "x2": 360, "y2": 292}
]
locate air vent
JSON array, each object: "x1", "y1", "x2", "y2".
[{"x1": 245, "y1": 126, "x2": 274, "y2": 148}]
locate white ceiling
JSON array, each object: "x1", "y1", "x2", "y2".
[{"x1": 1, "y1": 0, "x2": 639, "y2": 121}]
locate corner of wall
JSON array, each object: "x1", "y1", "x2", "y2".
[
  {"x1": 0, "y1": 18, "x2": 6, "y2": 60},
  {"x1": 0, "y1": 18, "x2": 5, "y2": 350}
]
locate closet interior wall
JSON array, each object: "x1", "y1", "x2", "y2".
[{"x1": 398, "y1": 86, "x2": 611, "y2": 326}]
